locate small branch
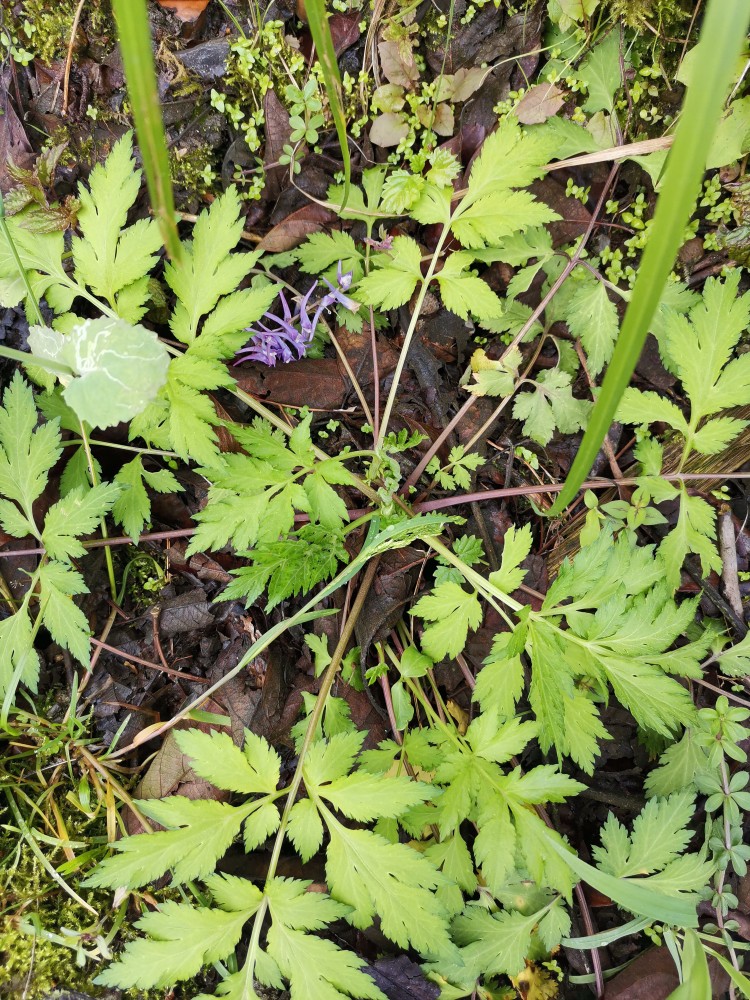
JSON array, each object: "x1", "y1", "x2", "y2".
[{"x1": 719, "y1": 506, "x2": 744, "y2": 622}]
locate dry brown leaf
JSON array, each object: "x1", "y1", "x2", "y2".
[
  {"x1": 514, "y1": 83, "x2": 566, "y2": 125},
  {"x1": 156, "y1": 0, "x2": 209, "y2": 19},
  {"x1": 328, "y1": 13, "x2": 361, "y2": 56},
  {"x1": 370, "y1": 111, "x2": 410, "y2": 147},
  {"x1": 258, "y1": 203, "x2": 335, "y2": 252},
  {"x1": 378, "y1": 37, "x2": 420, "y2": 89}
]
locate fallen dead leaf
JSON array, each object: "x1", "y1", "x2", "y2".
[
  {"x1": 514, "y1": 83, "x2": 566, "y2": 125},
  {"x1": 378, "y1": 37, "x2": 419, "y2": 89},
  {"x1": 370, "y1": 111, "x2": 410, "y2": 148},
  {"x1": 603, "y1": 947, "x2": 678, "y2": 1000},
  {"x1": 0, "y1": 73, "x2": 33, "y2": 193},
  {"x1": 156, "y1": 0, "x2": 209, "y2": 19},
  {"x1": 262, "y1": 89, "x2": 292, "y2": 201},
  {"x1": 258, "y1": 203, "x2": 335, "y2": 252},
  {"x1": 329, "y1": 14, "x2": 361, "y2": 56}
]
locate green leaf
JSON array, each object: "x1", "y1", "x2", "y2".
[
  {"x1": 706, "y1": 95, "x2": 750, "y2": 168},
  {"x1": 659, "y1": 488, "x2": 720, "y2": 588},
  {"x1": 542, "y1": 834, "x2": 700, "y2": 926},
  {"x1": 28, "y1": 318, "x2": 170, "y2": 430},
  {"x1": 175, "y1": 728, "x2": 281, "y2": 795},
  {"x1": 71, "y1": 131, "x2": 162, "y2": 319},
  {"x1": 287, "y1": 798, "x2": 325, "y2": 862},
  {"x1": 691, "y1": 416, "x2": 748, "y2": 455},
  {"x1": 433, "y1": 252, "x2": 503, "y2": 322},
  {"x1": 112, "y1": 455, "x2": 181, "y2": 541},
  {"x1": 594, "y1": 793, "x2": 696, "y2": 877},
  {"x1": 37, "y1": 561, "x2": 91, "y2": 664},
  {"x1": 467, "y1": 355, "x2": 519, "y2": 398},
  {"x1": 267, "y1": 922, "x2": 385, "y2": 1000},
  {"x1": 296, "y1": 231, "x2": 363, "y2": 276},
  {"x1": 716, "y1": 631, "x2": 750, "y2": 676},
  {"x1": 42, "y1": 483, "x2": 120, "y2": 561},
  {"x1": 451, "y1": 190, "x2": 558, "y2": 252},
  {"x1": 356, "y1": 237, "x2": 423, "y2": 310},
  {"x1": 645, "y1": 730, "x2": 708, "y2": 797},
  {"x1": 96, "y1": 901, "x2": 253, "y2": 989},
  {"x1": 324, "y1": 819, "x2": 452, "y2": 956},
  {"x1": 460, "y1": 118, "x2": 555, "y2": 202},
  {"x1": 667, "y1": 929, "x2": 711, "y2": 1000},
  {"x1": 165, "y1": 187, "x2": 256, "y2": 344},
  {"x1": 411, "y1": 583, "x2": 484, "y2": 660},
  {"x1": 0, "y1": 371, "x2": 61, "y2": 523},
  {"x1": 0, "y1": 607, "x2": 40, "y2": 700},
  {"x1": 489, "y1": 523, "x2": 532, "y2": 594},
  {"x1": 579, "y1": 30, "x2": 622, "y2": 113},
  {"x1": 452, "y1": 906, "x2": 539, "y2": 980},
  {"x1": 307, "y1": 767, "x2": 431, "y2": 823},
  {"x1": 667, "y1": 272, "x2": 750, "y2": 421},
  {"x1": 566, "y1": 278, "x2": 620, "y2": 376},
  {"x1": 223, "y1": 525, "x2": 349, "y2": 612},
  {"x1": 617, "y1": 389, "x2": 689, "y2": 435},
  {"x1": 198, "y1": 283, "x2": 277, "y2": 352},
  {"x1": 513, "y1": 369, "x2": 590, "y2": 445},
  {"x1": 84, "y1": 798, "x2": 249, "y2": 889},
  {"x1": 549, "y1": 2, "x2": 750, "y2": 515}
]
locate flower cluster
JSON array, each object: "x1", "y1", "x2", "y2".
[{"x1": 235, "y1": 263, "x2": 358, "y2": 367}]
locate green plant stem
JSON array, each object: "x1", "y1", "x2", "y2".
[
  {"x1": 239, "y1": 556, "x2": 380, "y2": 988},
  {"x1": 0, "y1": 345, "x2": 72, "y2": 377},
  {"x1": 377, "y1": 229, "x2": 450, "y2": 451},
  {"x1": 111, "y1": 0, "x2": 182, "y2": 262},
  {"x1": 67, "y1": 439, "x2": 180, "y2": 459},
  {"x1": 78, "y1": 420, "x2": 117, "y2": 600},
  {"x1": 0, "y1": 194, "x2": 44, "y2": 326},
  {"x1": 427, "y1": 535, "x2": 523, "y2": 615}
]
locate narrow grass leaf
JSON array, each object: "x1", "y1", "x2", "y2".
[
  {"x1": 542, "y1": 833, "x2": 700, "y2": 927},
  {"x1": 549, "y1": 0, "x2": 750, "y2": 515},
  {"x1": 111, "y1": 0, "x2": 182, "y2": 262},
  {"x1": 305, "y1": 0, "x2": 351, "y2": 208}
]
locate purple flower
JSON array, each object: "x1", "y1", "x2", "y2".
[{"x1": 235, "y1": 263, "x2": 358, "y2": 368}]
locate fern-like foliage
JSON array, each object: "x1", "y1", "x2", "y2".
[
  {"x1": 87, "y1": 727, "x2": 447, "y2": 998},
  {"x1": 131, "y1": 188, "x2": 279, "y2": 466},
  {"x1": 0, "y1": 374, "x2": 120, "y2": 701},
  {"x1": 187, "y1": 411, "x2": 356, "y2": 602},
  {"x1": 617, "y1": 272, "x2": 750, "y2": 587},
  {"x1": 414, "y1": 525, "x2": 710, "y2": 774}
]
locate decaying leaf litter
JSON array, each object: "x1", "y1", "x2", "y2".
[{"x1": 1, "y1": 1, "x2": 750, "y2": 998}]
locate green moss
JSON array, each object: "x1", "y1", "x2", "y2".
[
  {"x1": 605, "y1": 0, "x2": 693, "y2": 31},
  {"x1": 0, "y1": 851, "x2": 111, "y2": 999},
  {"x1": 170, "y1": 143, "x2": 221, "y2": 206},
  {"x1": 18, "y1": 0, "x2": 114, "y2": 65}
]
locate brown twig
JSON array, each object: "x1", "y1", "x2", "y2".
[
  {"x1": 62, "y1": 0, "x2": 86, "y2": 116},
  {"x1": 404, "y1": 164, "x2": 621, "y2": 494},
  {"x1": 718, "y1": 506, "x2": 744, "y2": 622},
  {"x1": 89, "y1": 636, "x2": 210, "y2": 684}
]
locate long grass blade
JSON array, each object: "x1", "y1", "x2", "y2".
[
  {"x1": 111, "y1": 0, "x2": 182, "y2": 262},
  {"x1": 548, "y1": 0, "x2": 750, "y2": 516},
  {"x1": 305, "y1": 0, "x2": 351, "y2": 208}
]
